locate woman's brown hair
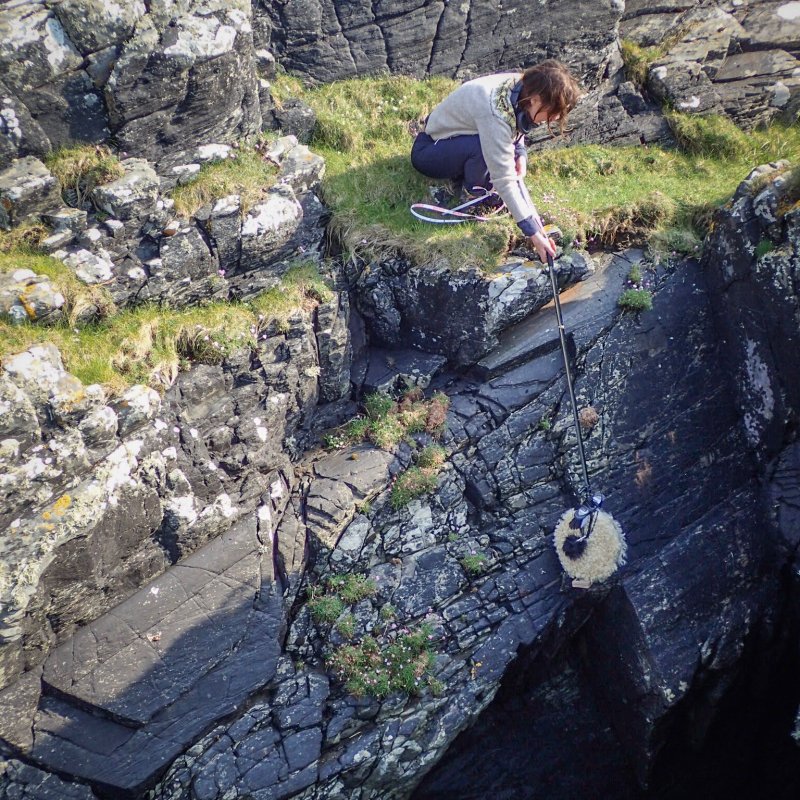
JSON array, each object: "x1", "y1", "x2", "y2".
[{"x1": 520, "y1": 60, "x2": 581, "y2": 133}]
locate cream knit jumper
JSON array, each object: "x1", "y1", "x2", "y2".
[{"x1": 424, "y1": 72, "x2": 541, "y2": 234}]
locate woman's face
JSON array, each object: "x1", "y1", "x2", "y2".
[{"x1": 527, "y1": 96, "x2": 559, "y2": 125}]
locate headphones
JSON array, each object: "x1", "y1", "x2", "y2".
[{"x1": 510, "y1": 80, "x2": 535, "y2": 135}]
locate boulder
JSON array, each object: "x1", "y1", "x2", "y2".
[
  {"x1": 0, "y1": 269, "x2": 65, "y2": 325},
  {"x1": 272, "y1": 98, "x2": 317, "y2": 143},
  {"x1": 0, "y1": 156, "x2": 60, "y2": 230},
  {"x1": 239, "y1": 184, "x2": 304, "y2": 275},
  {"x1": 107, "y1": 7, "x2": 261, "y2": 169},
  {"x1": 52, "y1": 0, "x2": 146, "y2": 56},
  {"x1": 91, "y1": 158, "x2": 159, "y2": 221}
]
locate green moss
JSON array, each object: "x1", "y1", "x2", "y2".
[
  {"x1": 755, "y1": 239, "x2": 774, "y2": 259},
  {"x1": 169, "y1": 146, "x2": 279, "y2": 217}
]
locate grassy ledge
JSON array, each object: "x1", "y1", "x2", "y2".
[
  {"x1": 169, "y1": 142, "x2": 279, "y2": 217},
  {"x1": 271, "y1": 72, "x2": 800, "y2": 270},
  {"x1": 0, "y1": 261, "x2": 332, "y2": 394},
  {"x1": 45, "y1": 144, "x2": 124, "y2": 207}
]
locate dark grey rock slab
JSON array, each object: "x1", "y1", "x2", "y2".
[
  {"x1": 0, "y1": 511, "x2": 285, "y2": 795},
  {"x1": 363, "y1": 347, "x2": 447, "y2": 395},
  {"x1": 475, "y1": 251, "x2": 636, "y2": 380},
  {"x1": 0, "y1": 757, "x2": 97, "y2": 800},
  {"x1": 584, "y1": 489, "x2": 774, "y2": 782},
  {"x1": 42, "y1": 517, "x2": 261, "y2": 725},
  {"x1": 313, "y1": 446, "x2": 394, "y2": 500},
  {"x1": 769, "y1": 442, "x2": 800, "y2": 550}
]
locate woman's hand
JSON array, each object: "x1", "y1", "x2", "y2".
[
  {"x1": 515, "y1": 154, "x2": 527, "y2": 178},
  {"x1": 530, "y1": 230, "x2": 556, "y2": 262}
]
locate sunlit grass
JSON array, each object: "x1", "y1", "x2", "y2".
[
  {"x1": 0, "y1": 262, "x2": 332, "y2": 393},
  {"x1": 170, "y1": 146, "x2": 279, "y2": 217},
  {"x1": 271, "y1": 72, "x2": 800, "y2": 269}
]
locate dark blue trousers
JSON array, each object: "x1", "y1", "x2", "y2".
[{"x1": 411, "y1": 132, "x2": 491, "y2": 193}]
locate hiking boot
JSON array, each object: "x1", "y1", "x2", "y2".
[
  {"x1": 428, "y1": 183, "x2": 458, "y2": 207},
  {"x1": 460, "y1": 188, "x2": 506, "y2": 217}
]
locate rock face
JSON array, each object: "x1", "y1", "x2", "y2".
[
  {"x1": 261, "y1": 0, "x2": 623, "y2": 86},
  {"x1": 353, "y1": 251, "x2": 594, "y2": 367},
  {"x1": 0, "y1": 288, "x2": 346, "y2": 691},
  {"x1": 622, "y1": 0, "x2": 800, "y2": 129},
  {"x1": 0, "y1": 1, "x2": 262, "y2": 170}
]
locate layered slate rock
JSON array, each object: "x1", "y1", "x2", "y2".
[
  {"x1": 0, "y1": 3, "x2": 108, "y2": 148},
  {"x1": 106, "y1": 2, "x2": 261, "y2": 171},
  {"x1": 150, "y1": 234, "x2": 781, "y2": 799},
  {"x1": 702, "y1": 161, "x2": 799, "y2": 462},
  {"x1": 0, "y1": 517, "x2": 285, "y2": 796},
  {"x1": 621, "y1": 1, "x2": 800, "y2": 128},
  {"x1": 0, "y1": 285, "x2": 344, "y2": 691},
  {"x1": 0, "y1": 157, "x2": 60, "y2": 230},
  {"x1": 261, "y1": 0, "x2": 623, "y2": 85}
]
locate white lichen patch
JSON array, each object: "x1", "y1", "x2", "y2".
[
  {"x1": 0, "y1": 439, "x2": 156, "y2": 642},
  {"x1": 741, "y1": 338, "x2": 774, "y2": 448},
  {"x1": 778, "y1": 1, "x2": 800, "y2": 21}
]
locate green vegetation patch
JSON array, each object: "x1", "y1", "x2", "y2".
[
  {"x1": 327, "y1": 623, "x2": 438, "y2": 698},
  {"x1": 170, "y1": 145, "x2": 279, "y2": 217},
  {"x1": 272, "y1": 72, "x2": 800, "y2": 269},
  {"x1": 45, "y1": 144, "x2": 124, "y2": 208},
  {"x1": 460, "y1": 553, "x2": 488, "y2": 575},
  {"x1": 327, "y1": 389, "x2": 450, "y2": 451},
  {"x1": 390, "y1": 466, "x2": 439, "y2": 509},
  {"x1": 0, "y1": 262, "x2": 332, "y2": 393},
  {"x1": 618, "y1": 288, "x2": 654, "y2": 312},
  {"x1": 327, "y1": 573, "x2": 378, "y2": 604},
  {"x1": 620, "y1": 40, "x2": 664, "y2": 90}
]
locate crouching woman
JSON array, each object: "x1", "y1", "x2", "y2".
[{"x1": 411, "y1": 60, "x2": 580, "y2": 262}]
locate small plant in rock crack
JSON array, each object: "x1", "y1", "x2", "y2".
[
  {"x1": 755, "y1": 239, "x2": 774, "y2": 260},
  {"x1": 537, "y1": 417, "x2": 552, "y2": 432},
  {"x1": 327, "y1": 623, "x2": 439, "y2": 698},
  {"x1": 460, "y1": 553, "x2": 488, "y2": 576},
  {"x1": 333, "y1": 390, "x2": 451, "y2": 452},
  {"x1": 618, "y1": 288, "x2": 653, "y2": 313},
  {"x1": 390, "y1": 466, "x2": 439, "y2": 509},
  {"x1": 335, "y1": 613, "x2": 356, "y2": 640},
  {"x1": 327, "y1": 573, "x2": 378, "y2": 604},
  {"x1": 307, "y1": 591, "x2": 345, "y2": 624}
]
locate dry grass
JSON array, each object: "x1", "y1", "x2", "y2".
[{"x1": 45, "y1": 144, "x2": 124, "y2": 207}]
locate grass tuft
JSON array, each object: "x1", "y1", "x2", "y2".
[
  {"x1": 169, "y1": 146, "x2": 279, "y2": 217},
  {"x1": 618, "y1": 288, "x2": 654, "y2": 313},
  {"x1": 620, "y1": 40, "x2": 663, "y2": 90},
  {"x1": 327, "y1": 624, "x2": 438, "y2": 698},
  {"x1": 45, "y1": 144, "x2": 124, "y2": 208},
  {"x1": 391, "y1": 466, "x2": 439, "y2": 509}
]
